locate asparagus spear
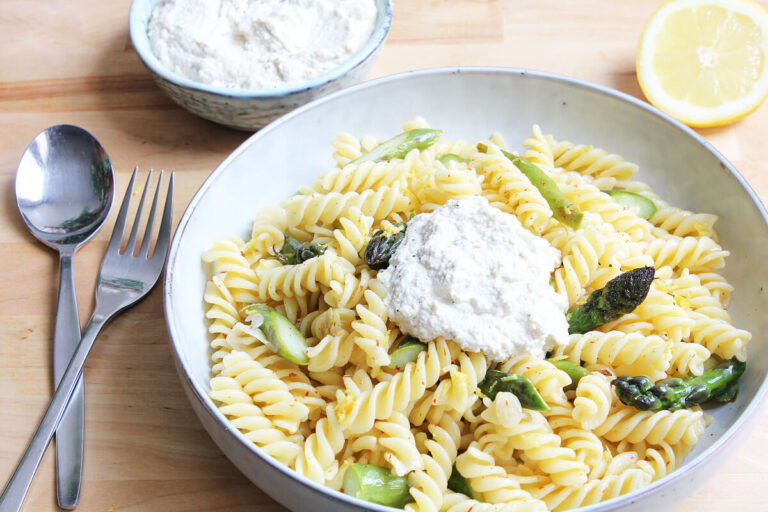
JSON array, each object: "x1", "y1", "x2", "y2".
[
  {"x1": 352, "y1": 129, "x2": 442, "y2": 164},
  {"x1": 364, "y1": 222, "x2": 407, "y2": 270},
  {"x1": 479, "y1": 369, "x2": 550, "y2": 412},
  {"x1": 438, "y1": 153, "x2": 467, "y2": 165},
  {"x1": 241, "y1": 304, "x2": 309, "y2": 365},
  {"x1": 447, "y1": 464, "x2": 477, "y2": 499},
  {"x1": 566, "y1": 266, "x2": 655, "y2": 334},
  {"x1": 613, "y1": 358, "x2": 746, "y2": 411},
  {"x1": 548, "y1": 359, "x2": 588, "y2": 390},
  {"x1": 275, "y1": 236, "x2": 326, "y2": 265},
  {"x1": 342, "y1": 464, "x2": 413, "y2": 508},
  {"x1": 477, "y1": 144, "x2": 583, "y2": 229},
  {"x1": 389, "y1": 338, "x2": 427, "y2": 370},
  {"x1": 601, "y1": 190, "x2": 657, "y2": 219}
]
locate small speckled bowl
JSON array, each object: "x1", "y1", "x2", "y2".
[{"x1": 128, "y1": 0, "x2": 392, "y2": 131}]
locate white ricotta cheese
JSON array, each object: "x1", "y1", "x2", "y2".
[
  {"x1": 377, "y1": 197, "x2": 569, "y2": 362},
  {"x1": 147, "y1": 0, "x2": 377, "y2": 90}
]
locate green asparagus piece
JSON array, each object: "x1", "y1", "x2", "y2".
[
  {"x1": 613, "y1": 358, "x2": 746, "y2": 411},
  {"x1": 342, "y1": 464, "x2": 413, "y2": 508},
  {"x1": 241, "y1": 304, "x2": 309, "y2": 365},
  {"x1": 447, "y1": 464, "x2": 477, "y2": 499},
  {"x1": 479, "y1": 369, "x2": 550, "y2": 412},
  {"x1": 438, "y1": 153, "x2": 467, "y2": 165},
  {"x1": 275, "y1": 236, "x2": 326, "y2": 265},
  {"x1": 364, "y1": 222, "x2": 407, "y2": 270},
  {"x1": 566, "y1": 266, "x2": 655, "y2": 334},
  {"x1": 601, "y1": 190, "x2": 657, "y2": 219},
  {"x1": 548, "y1": 359, "x2": 588, "y2": 390},
  {"x1": 353, "y1": 129, "x2": 442, "y2": 164},
  {"x1": 477, "y1": 144, "x2": 583, "y2": 229},
  {"x1": 389, "y1": 338, "x2": 427, "y2": 370}
]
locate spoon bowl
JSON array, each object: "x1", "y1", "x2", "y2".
[
  {"x1": 16, "y1": 124, "x2": 113, "y2": 248},
  {"x1": 14, "y1": 124, "x2": 114, "y2": 508}
]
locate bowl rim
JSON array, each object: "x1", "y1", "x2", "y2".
[
  {"x1": 128, "y1": 0, "x2": 393, "y2": 99},
  {"x1": 164, "y1": 66, "x2": 768, "y2": 512}
]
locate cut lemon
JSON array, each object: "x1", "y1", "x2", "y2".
[{"x1": 637, "y1": 0, "x2": 768, "y2": 127}]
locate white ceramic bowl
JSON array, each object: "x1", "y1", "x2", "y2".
[
  {"x1": 128, "y1": 0, "x2": 392, "y2": 131},
  {"x1": 164, "y1": 68, "x2": 768, "y2": 512}
]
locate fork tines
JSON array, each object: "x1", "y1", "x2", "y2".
[{"x1": 107, "y1": 167, "x2": 174, "y2": 261}]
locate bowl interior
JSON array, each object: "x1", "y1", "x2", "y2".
[
  {"x1": 129, "y1": 0, "x2": 392, "y2": 98},
  {"x1": 165, "y1": 68, "x2": 768, "y2": 510}
]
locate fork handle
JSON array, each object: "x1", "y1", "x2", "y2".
[
  {"x1": 54, "y1": 251, "x2": 85, "y2": 510},
  {"x1": 0, "y1": 305, "x2": 111, "y2": 512}
]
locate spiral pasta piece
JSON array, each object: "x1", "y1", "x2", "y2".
[
  {"x1": 667, "y1": 341, "x2": 711, "y2": 376},
  {"x1": 349, "y1": 278, "x2": 391, "y2": 367},
  {"x1": 478, "y1": 148, "x2": 557, "y2": 235},
  {"x1": 688, "y1": 310, "x2": 750, "y2": 361},
  {"x1": 420, "y1": 167, "x2": 484, "y2": 211},
  {"x1": 549, "y1": 139, "x2": 639, "y2": 181},
  {"x1": 499, "y1": 355, "x2": 570, "y2": 406},
  {"x1": 640, "y1": 189, "x2": 719, "y2": 239},
  {"x1": 281, "y1": 184, "x2": 410, "y2": 229},
  {"x1": 554, "y1": 171, "x2": 650, "y2": 242},
  {"x1": 375, "y1": 412, "x2": 424, "y2": 476},
  {"x1": 334, "y1": 338, "x2": 456, "y2": 434},
  {"x1": 626, "y1": 284, "x2": 694, "y2": 343},
  {"x1": 406, "y1": 420, "x2": 461, "y2": 512},
  {"x1": 456, "y1": 444, "x2": 545, "y2": 506},
  {"x1": 332, "y1": 207, "x2": 373, "y2": 265},
  {"x1": 330, "y1": 132, "x2": 363, "y2": 166},
  {"x1": 572, "y1": 373, "x2": 613, "y2": 430},
  {"x1": 313, "y1": 159, "x2": 409, "y2": 194},
  {"x1": 293, "y1": 404, "x2": 346, "y2": 484},
  {"x1": 544, "y1": 404, "x2": 604, "y2": 472},
  {"x1": 219, "y1": 351, "x2": 309, "y2": 433},
  {"x1": 657, "y1": 267, "x2": 731, "y2": 322},
  {"x1": 644, "y1": 233, "x2": 729, "y2": 272},
  {"x1": 255, "y1": 252, "x2": 355, "y2": 302},
  {"x1": 528, "y1": 468, "x2": 652, "y2": 512},
  {"x1": 553, "y1": 332, "x2": 669, "y2": 381},
  {"x1": 248, "y1": 206, "x2": 290, "y2": 255},
  {"x1": 594, "y1": 406, "x2": 708, "y2": 446},
  {"x1": 522, "y1": 125, "x2": 557, "y2": 171},
  {"x1": 209, "y1": 376, "x2": 302, "y2": 465}
]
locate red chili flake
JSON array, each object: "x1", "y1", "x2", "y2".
[
  {"x1": 599, "y1": 369, "x2": 612, "y2": 377},
  {"x1": 305, "y1": 391, "x2": 310, "y2": 396},
  {"x1": 468, "y1": 507, "x2": 474, "y2": 512},
  {"x1": 240, "y1": 251, "x2": 246, "y2": 257},
  {"x1": 376, "y1": 340, "x2": 380, "y2": 346},
  {"x1": 288, "y1": 372, "x2": 298, "y2": 378}
]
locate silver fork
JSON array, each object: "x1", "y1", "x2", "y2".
[{"x1": 0, "y1": 168, "x2": 174, "y2": 512}]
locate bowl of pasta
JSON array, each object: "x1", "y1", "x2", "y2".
[{"x1": 164, "y1": 67, "x2": 768, "y2": 512}]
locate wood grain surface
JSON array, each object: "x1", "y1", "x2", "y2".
[{"x1": 1, "y1": 0, "x2": 767, "y2": 511}]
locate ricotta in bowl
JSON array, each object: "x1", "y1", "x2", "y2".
[{"x1": 147, "y1": 0, "x2": 378, "y2": 90}]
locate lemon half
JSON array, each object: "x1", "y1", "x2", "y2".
[{"x1": 637, "y1": 0, "x2": 768, "y2": 127}]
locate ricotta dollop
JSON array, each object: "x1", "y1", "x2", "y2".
[
  {"x1": 377, "y1": 197, "x2": 569, "y2": 362},
  {"x1": 147, "y1": 0, "x2": 377, "y2": 90}
]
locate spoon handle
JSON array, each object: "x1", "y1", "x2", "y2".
[
  {"x1": 53, "y1": 252, "x2": 84, "y2": 509},
  {"x1": 0, "y1": 306, "x2": 111, "y2": 512}
]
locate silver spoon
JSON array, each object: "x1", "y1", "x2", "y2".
[{"x1": 15, "y1": 125, "x2": 114, "y2": 509}]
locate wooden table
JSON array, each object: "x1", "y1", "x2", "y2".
[{"x1": 1, "y1": 0, "x2": 766, "y2": 510}]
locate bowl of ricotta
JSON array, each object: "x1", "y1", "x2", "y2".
[
  {"x1": 164, "y1": 67, "x2": 768, "y2": 512},
  {"x1": 129, "y1": 0, "x2": 392, "y2": 130}
]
